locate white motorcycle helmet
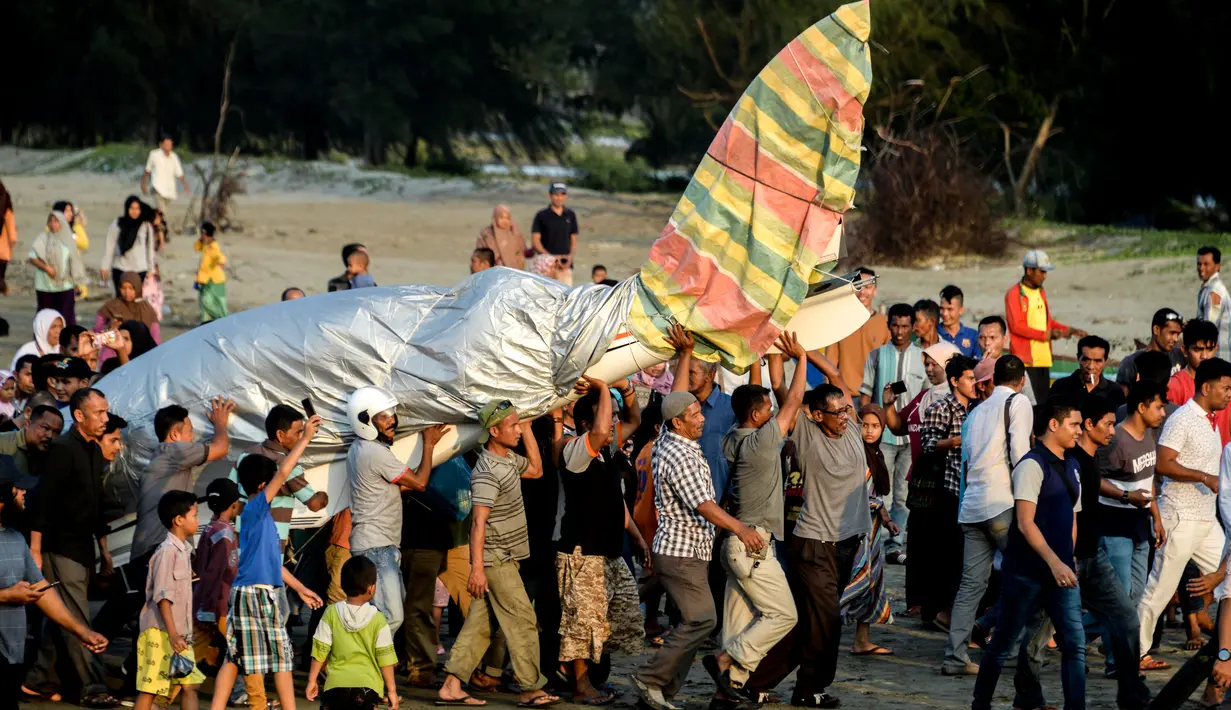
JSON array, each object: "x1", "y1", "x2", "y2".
[{"x1": 347, "y1": 386, "x2": 399, "y2": 441}]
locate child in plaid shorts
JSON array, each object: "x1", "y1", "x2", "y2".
[{"x1": 206, "y1": 415, "x2": 323, "y2": 710}]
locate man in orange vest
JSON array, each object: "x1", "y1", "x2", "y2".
[{"x1": 1003, "y1": 250, "x2": 1087, "y2": 400}]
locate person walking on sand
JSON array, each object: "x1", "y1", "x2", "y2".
[
  {"x1": 1004, "y1": 249, "x2": 1087, "y2": 400},
  {"x1": 436, "y1": 400, "x2": 560, "y2": 709},
  {"x1": 195, "y1": 222, "x2": 228, "y2": 323},
  {"x1": 2, "y1": 180, "x2": 18, "y2": 298},
  {"x1": 530, "y1": 183, "x2": 579, "y2": 286},
  {"x1": 28, "y1": 211, "x2": 86, "y2": 326},
  {"x1": 1197, "y1": 246, "x2": 1231, "y2": 357},
  {"x1": 477, "y1": 204, "x2": 526, "y2": 270},
  {"x1": 141, "y1": 135, "x2": 189, "y2": 216},
  {"x1": 101, "y1": 196, "x2": 157, "y2": 296}
]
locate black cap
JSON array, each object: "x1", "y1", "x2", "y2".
[
  {"x1": 549, "y1": 182, "x2": 568, "y2": 194},
  {"x1": 51, "y1": 357, "x2": 94, "y2": 379},
  {"x1": 203, "y1": 477, "x2": 241, "y2": 512},
  {"x1": 0, "y1": 456, "x2": 38, "y2": 491}
]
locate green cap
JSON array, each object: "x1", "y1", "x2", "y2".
[{"x1": 477, "y1": 400, "x2": 516, "y2": 443}]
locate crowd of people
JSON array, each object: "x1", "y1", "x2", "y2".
[{"x1": 9, "y1": 142, "x2": 1231, "y2": 710}]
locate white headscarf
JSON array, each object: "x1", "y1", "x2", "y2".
[
  {"x1": 7, "y1": 308, "x2": 64, "y2": 370},
  {"x1": 918, "y1": 341, "x2": 962, "y2": 412}
]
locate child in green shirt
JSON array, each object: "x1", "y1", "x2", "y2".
[{"x1": 306, "y1": 556, "x2": 398, "y2": 710}]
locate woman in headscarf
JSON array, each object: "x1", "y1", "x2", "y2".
[
  {"x1": 1, "y1": 180, "x2": 16, "y2": 297},
  {"x1": 95, "y1": 271, "x2": 161, "y2": 357},
  {"x1": 27, "y1": 211, "x2": 86, "y2": 325},
  {"x1": 880, "y1": 340, "x2": 960, "y2": 616},
  {"x1": 52, "y1": 200, "x2": 89, "y2": 252},
  {"x1": 840, "y1": 403, "x2": 897, "y2": 656},
  {"x1": 99, "y1": 320, "x2": 158, "y2": 375},
  {"x1": 476, "y1": 204, "x2": 526, "y2": 270},
  {"x1": 9, "y1": 309, "x2": 65, "y2": 370},
  {"x1": 101, "y1": 195, "x2": 157, "y2": 296}
]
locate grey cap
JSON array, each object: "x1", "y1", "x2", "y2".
[{"x1": 661, "y1": 391, "x2": 698, "y2": 422}]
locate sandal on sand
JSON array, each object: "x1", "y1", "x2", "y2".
[
  {"x1": 575, "y1": 692, "x2": 616, "y2": 706},
  {"x1": 1140, "y1": 656, "x2": 1172, "y2": 671},
  {"x1": 468, "y1": 670, "x2": 502, "y2": 692},
  {"x1": 22, "y1": 687, "x2": 63, "y2": 703},
  {"x1": 82, "y1": 693, "x2": 121, "y2": 709},
  {"x1": 1187, "y1": 637, "x2": 1205, "y2": 650},
  {"x1": 851, "y1": 645, "x2": 894, "y2": 656},
  {"x1": 517, "y1": 695, "x2": 562, "y2": 708},
  {"x1": 435, "y1": 696, "x2": 487, "y2": 707}
]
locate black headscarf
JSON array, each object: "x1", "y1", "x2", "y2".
[
  {"x1": 116, "y1": 195, "x2": 153, "y2": 255},
  {"x1": 120, "y1": 320, "x2": 157, "y2": 358}
]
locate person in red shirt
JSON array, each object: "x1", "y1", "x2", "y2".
[{"x1": 1168, "y1": 319, "x2": 1229, "y2": 445}]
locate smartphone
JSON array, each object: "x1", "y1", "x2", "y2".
[
  {"x1": 890, "y1": 380, "x2": 907, "y2": 395},
  {"x1": 302, "y1": 398, "x2": 316, "y2": 418},
  {"x1": 38, "y1": 580, "x2": 63, "y2": 591},
  {"x1": 91, "y1": 330, "x2": 118, "y2": 347}
]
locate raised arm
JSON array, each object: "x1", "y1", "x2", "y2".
[
  {"x1": 805, "y1": 349, "x2": 848, "y2": 398},
  {"x1": 205, "y1": 397, "x2": 236, "y2": 462},
  {"x1": 616, "y1": 377, "x2": 640, "y2": 442},
  {"x1": 667, "y1": 324, "x2": 694, "y2": 393},
  {"x1": 774, "y1": 332, "x2": 809, "y2": 435},
  {"x1": 519, "y1": 421, "x2": 543, "y2": 479},
  {"x1": 265, "y1": 415, "x2": 321, "y2": 502},
  {"x1": 396, "y1": 425, "x2": 449, "y2": 492}
]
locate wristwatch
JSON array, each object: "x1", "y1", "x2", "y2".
[
  {"x1": 1120, "y1": 490, "x2": 1130, "y2": 504},
  {"x1": 1219, "y1": 648, "x2": 1231, "y2": 662}
]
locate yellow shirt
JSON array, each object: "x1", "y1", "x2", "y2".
[
  {"x1": 195, "y1": 239, "x2": 227, "y2": 284},
  {"x1": 1021, "y1": 284, "x2": 1052, "y2": 368},
  {"x1": 73, "y1": 223, "x2": 89, "y2": 252}
]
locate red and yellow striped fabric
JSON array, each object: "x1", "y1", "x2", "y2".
[{"x1": 629, "y1": 1, "x2": 871, "y2": 373}]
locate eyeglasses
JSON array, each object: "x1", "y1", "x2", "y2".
[{"x1": 820, "y1": 405, "x2": 853, "y2": 417}]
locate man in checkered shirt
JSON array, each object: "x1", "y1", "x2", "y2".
[
  {"x1": 921, "y1": 354, "x2": 979, "y2": 499},
  {"x1": 634, "y1": 387, "x2": 765, "y2": 710}
]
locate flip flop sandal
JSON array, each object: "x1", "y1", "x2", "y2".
[
  {"x1": 81, "y1": 693, "x2": 121, "y2": 709},
  {"x1": 594, "y1": 683, "x2": 624, "y2": 698},
  {"x1": 22, "y1": 688, "x2": 62, "y2": 703},
  {"x1": 517, "y1": 696, "x2": 562, "y2": 709},
  {"x1": 435, "y1": 695, "x2": 487, "y2": 707},
  {"x1": 575, "y1": 692, "x2": 616, "y2": 706},
  {"x1": 468, "y1": 671, "x2": 502, "y2": 692},
  {"x1": 1139, "y1": 656, "x2": 1172, "y2": 671},
  {"x1": 851, "y1": 646, "x2": 894, "y2": 656}
]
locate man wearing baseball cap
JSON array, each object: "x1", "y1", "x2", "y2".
[
  {"x1": 531, "y1": 183, "x2": 580, "y2": 286},
  {"x1": 1003, "y1": 249, "x2": 1087, "y2": 401},
  {"x1": 1116, "y1": 307, "x2": 1186, "y2": 397}
]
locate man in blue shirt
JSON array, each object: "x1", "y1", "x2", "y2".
[
  {"x1": 971, "y1": 398, "x2": 1086, "y2": 710},
  {"x1": 939, "y1": 285, "x2": 982, "y2": 359}
]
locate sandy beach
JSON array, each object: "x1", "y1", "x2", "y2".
[{"x1": 1, "y1": 148, "x2": 1201, "y2": 366}]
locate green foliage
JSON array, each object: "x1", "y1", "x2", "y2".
[{"x1": 573, "y1": 148, "x2": 657, "y2": 193}]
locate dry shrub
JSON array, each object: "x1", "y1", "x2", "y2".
[{"x1": 850, "y1": 122, "x2": 1006, "y2": 266}]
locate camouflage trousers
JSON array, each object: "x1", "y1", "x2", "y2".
[{"x1": 556, "y1": 548, "x2": 645, "y2": 662}]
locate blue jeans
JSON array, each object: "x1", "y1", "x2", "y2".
[
  {"x1": 881, "y1": 441, "x2": 911, "y2": 553},
  {"x1": 1075, "y1": 552, "x2": 1151, "y2": 709},
  {"x1": 354, "y1": 545, "x2": 405, "y2": 634},
  {"x1": 1090, "y1": 536, "x2": 1149, "y2": 676},
  {"x1": 972, "y1": 568, "x2": 1087, "y2": 710}
]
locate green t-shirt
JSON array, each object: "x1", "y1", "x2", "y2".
[{"x1": 311, "y1": 602, "x2": 397, "y2": 693}]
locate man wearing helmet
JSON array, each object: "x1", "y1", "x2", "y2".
[{"x1": 346, "y1": 386, "x2": 448, "y2": 636}]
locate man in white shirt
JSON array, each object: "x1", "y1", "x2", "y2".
[
  {"x1": 141, "y1": 136, "x2": 189, "y2": 214},
  {"x1": 1136, "y1": 357, "x2": 1231, "y2": 671},
  {"x1": 942, "y1": 354, "x2": 1034, "y2": 675}
]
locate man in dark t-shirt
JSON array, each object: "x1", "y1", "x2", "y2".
[
  {"x1": 531, "y1": 182, "x2": 580, "y2": 285},
  {"x1": 1065, "y1": 397, "x2": 1151, "y2": 709}
]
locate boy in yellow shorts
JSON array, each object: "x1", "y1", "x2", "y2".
[{"x1": 136, "y1": 490, "x2": 206, "y2": 710}]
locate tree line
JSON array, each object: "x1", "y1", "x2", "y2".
[{"x1": 4, "y1": 0, "x2": 1227, "y2": 226}]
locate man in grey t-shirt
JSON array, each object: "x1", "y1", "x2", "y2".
[
  {"x1": 345, "y1": 385, "x2": 446, "y2": 636},
  {"x1": 744, "y1": 382, "x2": 869, "y2": 709},
  {"x1": 708, "y1": 333, "x2": 808, "y2": 696}
]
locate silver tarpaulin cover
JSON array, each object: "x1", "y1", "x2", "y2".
[{"x1": 97, "y1": 267, "x2": 637, "y2": 497}]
